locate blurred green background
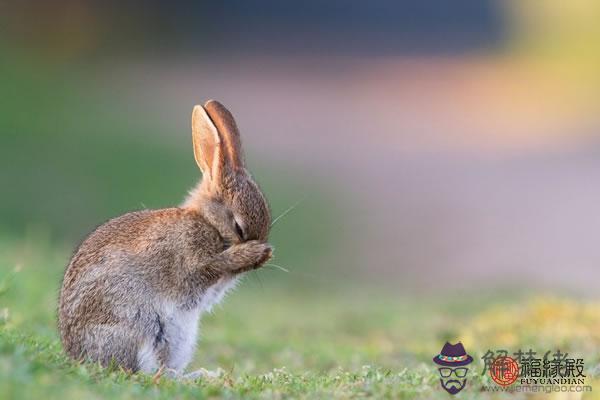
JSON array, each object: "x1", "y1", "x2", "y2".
[{"x1": 1, "y1": 1, "x2": 600, "y2": 398}]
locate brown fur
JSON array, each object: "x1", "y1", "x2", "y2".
[{"x1": 58, "y1": 101, "x2": 272, "y2": 374}]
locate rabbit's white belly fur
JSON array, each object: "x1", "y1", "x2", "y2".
[
  {"x1": 198, "y1": 276, "x2": 239, "y2": 313},
  {"x1": 138, "y1": 277, "x2": 238, "y2": 372}
]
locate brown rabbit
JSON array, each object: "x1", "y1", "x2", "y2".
[{"x1": 58, "y1": 100, "x2": 272, "y2": 377}]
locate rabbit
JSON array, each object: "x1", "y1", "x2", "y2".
[{"x1": 58, "y1": 100, "x2": 272, "y2": 377}]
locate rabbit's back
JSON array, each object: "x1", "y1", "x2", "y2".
[{"x1": 62, "y1": 208, "x2": 223, "y2": 289}]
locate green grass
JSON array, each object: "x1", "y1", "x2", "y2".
[
  {"x1": 0, "y1": 328, "x2": 433, "y2": 400},
  {"x1": 2, "y1": 235, "x2": 600, "y2": 399}
]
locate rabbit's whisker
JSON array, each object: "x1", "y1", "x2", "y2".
[
  {"x1": 255, "y1": 270, "x2": 264, "y2": 290},
  {"x1": 264, "y1": 263, "x2": 290, "y2": 273},
  {"x1": 270, "y1": 196, "x2": 307, "y2": 227}
]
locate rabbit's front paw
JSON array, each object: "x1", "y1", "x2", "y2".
[{"x1": 225, "y1": 240, "x2": 272, "y2": 273}]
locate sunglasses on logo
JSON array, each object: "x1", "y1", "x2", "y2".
[{"x1": 438, "y1": 367, "x2": 468, "y2": 378}]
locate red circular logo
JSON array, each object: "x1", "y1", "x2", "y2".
[{"x1": 489, "y1": 356, "x2": 519, "y2": 386}]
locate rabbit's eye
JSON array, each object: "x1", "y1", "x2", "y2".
[{"x1": 234, "y1": 220, "x2": 245, "y2": 240}]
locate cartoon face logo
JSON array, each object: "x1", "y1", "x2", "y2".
[
  {"x1": 438, "y1": 366, "x2": 469, "y2": 394},
  {"x1": 433, "y1": 342, "x2": 473, "y2": 395}
]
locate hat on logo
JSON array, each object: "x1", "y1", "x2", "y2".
[{"x1": 433, "y1": 342, "x2": 473, "y2": 366}]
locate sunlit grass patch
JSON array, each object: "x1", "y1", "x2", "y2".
[{"x1": 461, "y1": 296, "x2": 600, "y2": 361}]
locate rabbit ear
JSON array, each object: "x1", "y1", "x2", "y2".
[
  {"x1": 203, "y1": 100, "x2": 245, "y2": 170},
  {"x1": 191, "y1": 105, "x2": 223, "y2": 181}
]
